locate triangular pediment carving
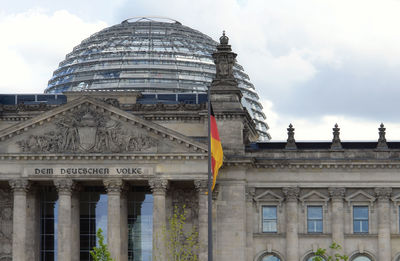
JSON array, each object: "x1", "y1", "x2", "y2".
[
  {"x1": 254, "y1": 190, "x2": 284, "y2": 213},
  {"x1": 345, "y1": 190, "x2": 375, "y2": 203},
  {"x1": 0, "y1": 96, "x2": 207, "y2": 155},
  {"x1": 300, "y1": 190, "x2": 329, "y2": 203},
  {"x1": 254, "y1": 190, "x2": 284, "y2": 202}
]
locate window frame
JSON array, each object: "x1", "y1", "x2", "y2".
[
  {"x1": 352, "y1": 205, "x2": 369, "y2": 234},
  {"x1": 261, "y1": 205, "x2": 278, "y2": 233},
  {"x1": 307, "y1": 205, "x2": 323, "y2": 234}
]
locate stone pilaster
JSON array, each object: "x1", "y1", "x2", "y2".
[
  {"x1": 283, "y1": 187, "x2": 299, "y2": 261},
  {"x1": 375, "y1": 187, "x2": 392, "y2": 261},
  {"x1": 245, "y1": 187, "x2": 255, "y2": 261},
  {"x1": 54, "y1": 179, "x2": 76, "y2": 261},
  {"x1": 9, "y1": 179, "x2": 30, "y2": 261},
  {"x1": 216, "y1": 181, "x2": 247, "y2": 261},
  {"x1": 149, "y1": 178, "x2": 168, "y2": 260},
  {"x1": 195, "y1": 179, "x2": 209, "y2": 261},
  {"x1": 329, "y1": 187, "x2": 345, "y2": 248},
  {"x1": 104, "y1": 179, "x2": 126, "y2": 261},
  {"x1": 26, "y1": 187, "x2": 40, "y2": 261}
]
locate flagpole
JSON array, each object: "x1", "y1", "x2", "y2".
[{"x1": 207, "y1": 86, "x2": 213, "y2": 261}]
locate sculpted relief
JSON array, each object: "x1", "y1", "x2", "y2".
[
  {"x1": 17, "y1": 106, "x2": 158, "y2": 153},
  {"x1": 0, "y1": 189, "x2": 12, "y2": 259}
]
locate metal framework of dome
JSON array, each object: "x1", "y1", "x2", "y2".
[{"x1": 46, "y1": 17, "x2": 271, "y2": 140}]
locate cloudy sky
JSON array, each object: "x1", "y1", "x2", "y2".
[{"x1": 1, "y1": 0, "x2": 400, "y2": 141}]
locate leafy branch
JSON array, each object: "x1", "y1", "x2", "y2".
[
  {"x1": 90, "y1": 228, "x2": 115, "y2": 261},
  {"x1": 313, "y1": 242, "x2": 348, "y2": 261}
]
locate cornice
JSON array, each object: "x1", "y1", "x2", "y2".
[
  {"x1": 224, "y1": 157, "x2": 400, "y2": 170},
  {"x1": 0, "y1": 153, "x2": 207, "y2": 161}
]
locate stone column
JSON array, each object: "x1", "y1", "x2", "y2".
[
  {"x1": 329, "y1": 187, "x2": 346, "y2": 248},
  {"x1": 104, "y1": 179, "x2": 125, "y2": 261},
  {"x1": 26, "y1": 187, "x2": 40, "y2": 261},
  {"x1": 54, "y1": 179, "x2": 76, "y2": 261},
  {"x1": 245, "y1": 187, "x2": 255, "y2": 261},
  {"x1": 283, "y1": 187, "x2": 299, "y2": 261},
  {"x1": 9, "y1": 179, "x2": 30, "y2": 261},
  {"x1": 194, "y1": 179, "x2": 208, "y2": 261},
  {"x1": 149, "y1": 178, "x2": 168, "y2": 260},
  {"x1": 375, "y1": 187, "x2": 392, "y2": 261},
  {"x1": 71, "y1": 185, "x2": 81, "y2": 261}
]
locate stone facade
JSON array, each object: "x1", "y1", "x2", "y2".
[{"x1": 1, "y1": 34, "x2": 400, "y2": 261}]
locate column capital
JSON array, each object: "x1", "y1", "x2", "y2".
[
  {"x1": 103, "y1": 179, "x2": 125, "y2": 194},
  {"x1": 245, "y1": 187, "x2": 255, "y2": 202},
  {"x1": 329, "y1": 187, "x2": 346, "y2": 200},
  {"x1": 375, "y1": 187, "x2": 392, "y2": 201},
  {"x1": 9, "y1": 179, "x2": 30, "y2": 193},
  {"x1": 194, "y1": 179, "x2": 208, "y2": 193},
  {"x1": 54, "y1": 179, "x2": 76, "y2": 195},
  {"x1": 149, "y1": 178, "x2": 168, "y2": 195},
  {"x1": 283, "y1": 187, "x2": 299, "y2": 202}
]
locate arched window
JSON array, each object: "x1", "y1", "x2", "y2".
[
  {"x1": 262, "y1": 255, "x2": 281, "y2": 261},
  {"x1": 351, "y1": 255, "x2": 372, "y2": 261},
  {"x1": 306, "y1": 256, "x2": 326, "y2": 261}
]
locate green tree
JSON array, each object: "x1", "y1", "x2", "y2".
[
  {"x1": 313, "y1": 242, "x2": 348, "y2": 261},
  {"x1": 90, "y1": 228, "x2": 115, "y2": 261},
  {"x1": 156, "y1": 205, "x2": 199, "y2": 261}
]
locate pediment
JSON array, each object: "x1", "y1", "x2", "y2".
[
  {"x1": 345, "y1": 190, "x2": 375, "y2": 203},
  {"x1": 0, "y1": 96, "x2": 207, "y2": 155},
  {"x1": 299, "y1": 190, "x2": 329, "y2": 203},
  {"x1": 254, "y1": 190, "x2": 284, "y2": 202}
]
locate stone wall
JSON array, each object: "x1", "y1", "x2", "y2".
[{"x1": 0, "y1": 188, "x2": 12, "y2": 260}]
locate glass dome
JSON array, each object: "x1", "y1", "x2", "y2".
[{"x1": 46, "y1": 17, "x2": 270, "y2": 140}]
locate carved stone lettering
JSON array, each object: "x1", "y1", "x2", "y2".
[{"x1": 17, "y1": 105, "x2": 158, "y2": 153}]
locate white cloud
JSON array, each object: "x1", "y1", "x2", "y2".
[
  {"x1": 2, "y1": 1, "x2": 400, "y2": 140},
  {"x1": 0, "y1": 9, "x2": 107, "y2": 93}
]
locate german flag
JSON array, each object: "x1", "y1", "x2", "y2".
[{"x1": 210, "y1": 105, "x2": 223, "y2": 191}]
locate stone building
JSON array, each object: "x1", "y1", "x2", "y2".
[{"x1": 0, "y1": 17, "x2": 400, "y2": 261}]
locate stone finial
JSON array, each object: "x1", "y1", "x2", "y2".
[
  {"x1": 219, "y1": 30, "x2": 229, "y2": 45},
  {"x1": 9, "y1": 179, "x2": 30, "y2": 193},
  {"x1": 149, "y1": 178, "x2": 169, "y2": 195},
  {"x1": 54, "y1": 179, "x2": 76, "y2": 195},
  {"x1": 377, "y1": 123, "x2": 388, "y2": 149},
  {"x1": 331, "y1": 123, "x2": 342, "y2": 150},
  {"x1": 282, "y1": 187, "x2": 300, "y2": 201},
  {"x1": 211, "y1": 31, "x2": 238, "y2": 87},
  {"x1": 375, "y1": 187, "x2": 392, "y2": 201},
  {"x1": 329, "y1": 187, "x2": 346, "y2": 200},
  {"x1": 285, "y1": 123, "x2": 297, "y2": 150}
]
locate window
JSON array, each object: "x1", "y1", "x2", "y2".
[
  {"x1": 262, "y1": 206, "x2": 277, "y2": 233},
  {"x1": 306, "y1": 256, "x2": 326, "y2": 261},
  {"x1": 80, "y1": 187, "x2": 108, "y2": 261},
  {"x1": 353, "y1": 206, "x2": 369, "y2": 233},
  {"x1": 307, "y1": 206, "x2": 323, "y2": 233},
  {"x1": 262, "y1": 255, "x2": 281, "y2": 261},
  {"x1": 352, "y1": 255, "x2": 372, "y2": 261},
  {"x1": 40, "y1": 187, "x2": 58, "y2": 261},
  {"x1": 128, "y1": 187, "x2": 153, "y2": 261}
]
